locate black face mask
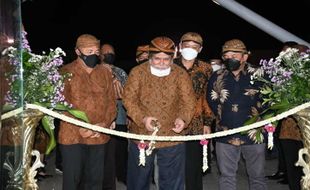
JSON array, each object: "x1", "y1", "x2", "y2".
[
  {"x1": 103, "y1": 53, "x2": 115, "y2": 64},
  {"x1": 223, "y1": 58, "x2": 241, "y2": 71},
  {"x1": 79, "y1": 51, "x2": 100, "y2": 68}
]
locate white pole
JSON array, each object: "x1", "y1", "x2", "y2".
[{"x1": 212, "y1": 0, "x2": 310, "y2": 47}]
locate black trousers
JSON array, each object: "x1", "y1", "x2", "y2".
[
  {"x1": 114, "y1": 124, "x2": 128, "y2": 184},
  {"x1": 274, "y1": 123, "x2": 287, "y2": 173},
  {"x1": 54, "y1": 119, "x2": 62, "y2": 170},
  {"x1": 102, "y1": 124, "x2": 128, "y2": 190},
  {"x1": 102, "y1": 138, "x2": 116, "y2": 190},
  {"x1": 280, "y1": 139, "x2": 303, "y2": 190},
  {"x1": 185, "y1": 140, "x2": 203, "y2": 190},
  {"x1": 60, "y1": 144, "x2": 105, "y2": 190}
]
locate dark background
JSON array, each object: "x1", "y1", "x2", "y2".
[{"x1": 21, "y1": 0, "x2": 310, "y2": 72}]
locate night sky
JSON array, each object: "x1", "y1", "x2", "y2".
[{"x1": 20, "y1": 0, "x2": 310, "y2": 72}]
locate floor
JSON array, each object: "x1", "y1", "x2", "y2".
[{"x1": 37, "y1": 150, "x2": 291, "y2": 190}]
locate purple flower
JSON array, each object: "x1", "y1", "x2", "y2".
[{"x1": 21, "y1": 31, "x2": 31, "y2": 52}]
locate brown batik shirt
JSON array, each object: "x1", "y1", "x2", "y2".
[
  {"x1": 123, "y1": 62, "x2": 196, "y2": 148},
  {"x1": 59, "y1": 60, "x2": 116, "y2": 145},
  {"x1": 175, "y1": 58, "x2": 214, "y2": 135},
  {"x1": 279, "y1": 117, "x2": 302, "y2": 141}
]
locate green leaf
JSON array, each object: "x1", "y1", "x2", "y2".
[
  {"x1": 260, "y1": 86, "x2": 272, "y2": 95},
  {"x1": 41, "y1": 116, "x2": 56, "y2": 155},
  {"x1": 34, "y1": 102, "x2": 47, "y2": 107},
  {"x1": 244, "y1": 115, "x2": 258, "y2": 125},
  {"x1": 12, "y1": 79, "x2": 21, "y2": 92},
  {"x1": 2, "y1": 103, "x2": 15, "y2": 112},
  {"x1": 53, "y1": 103, "x2": 69, "y2": 111},
  {"x1": 22, "y1": 51, "x2": 31, "y2": 62},
  {"x1": 271, "y1": 121, "x2": 279, "y2": 128},
  {"x1": 68, "y1": 109, "x2": 90, "y2": 123},
  {"x1": 255, "y1": 131, "x2": 262, "y2": 143},
  {"x1": 269, "y1": 101, "x2": 290, "y2": 110},
  {"x1": 262, "y1": 112, "x2": 275, "y2": 120}
]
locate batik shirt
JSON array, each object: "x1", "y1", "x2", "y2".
[
  {"x1": 110, "y1": 65, "x2": 128, "y2": 125},
  {"x1": 123, "y1": 62, "x2": 196, "y2": 148},
  {"x1": 59, "y1": 60, "x2": 117, "y2": 145},
  {"x1": 206, "y1": 63, "x2": 265, "y2": 145},
  {"x1": 175, "y1": 58, "x2": 214, "y2": 135}
]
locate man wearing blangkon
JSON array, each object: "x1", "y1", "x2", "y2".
[
  {"x1": 123, "y1": 36, "x2": 196, "y2": 190},
  {"x1": 207, "y1": 39, "x2": 267, "y2": 190},
  {"x1": 59, "y1": 34, "x2": 116, "y2": 190}
]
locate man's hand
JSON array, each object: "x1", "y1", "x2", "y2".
[
  {"x1": 79, "y1": 128, "x2": 99, "y2": 138},
  {"x1": 172, "y1": 118, "x2": 185, "y2": 133},
  {"x1": 96, "y1": 122, "x2": 107, "y2": 128},
  {"x1": 88, "y1": 122, "x2": 109, "y2": 138},
  {"x1": 143, "y1": 116, "x2": 158, "y2": 131},
  {"x1": 109, "y1": 121, "x2": 116, "y2": 129},
  {"x1": 89, "y1": 131, "x2": 100, "y2": 138},
  {"x1": 203, "y1": 126, "x2": 211, "y2": 134},
  {"x1": 79, "y1": 122, "x2": 108, "y2": 139}
]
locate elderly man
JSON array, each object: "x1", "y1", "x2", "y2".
[{"x1": 123, "y1": 36, "x2": 196, "y2": 190}]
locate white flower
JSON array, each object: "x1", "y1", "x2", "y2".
[
  {"x1": 55, "y1": 47, "x2": 66, "y2": 56},
  {"x1": 277, "y1": 48, "x2": 299, "y2": 62}
]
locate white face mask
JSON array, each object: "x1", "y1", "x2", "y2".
[
  {"x1": 180, "y1": 48, "x2": 198, "y2": 61},
  {"x1": 150, "y1": 65, "x2": 171, "y2": 77},
  {"x1": 211, "y1": 64, "x2": 222, "y2": 72}
]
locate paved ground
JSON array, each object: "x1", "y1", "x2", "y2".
[{"x1": 38, "y1": 150, "x2": 291, "y2": 190}]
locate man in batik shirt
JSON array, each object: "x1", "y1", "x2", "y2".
[
  {"x1": 123, "y1": 36, "x2": 196, "y2": 190},
  {"x1": 175, "y1": 32, "x2": 214, "y2": 190},
  {"x1": 207, "y1": 39, "x2": 267, "y2": 190},
  {"x1": 100, "y1": 43, "x2": 129, "y2": 188},
  {"x1": 59, "y1": 34, "x2": 116, "y2": 190}
]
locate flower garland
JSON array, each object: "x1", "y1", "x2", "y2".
[
  {"x1": 200, "y1": 139, "x2": 209, "y2": 172},
  {"x1": 138, "y1": 141, "x2": 147, "y2": 166},
  {"x1": 138, "y1": 120, "x2": 160, "y2": 166},
  {"x1": 264, "y1": 123, "x2": 275, "y2": 149}
]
